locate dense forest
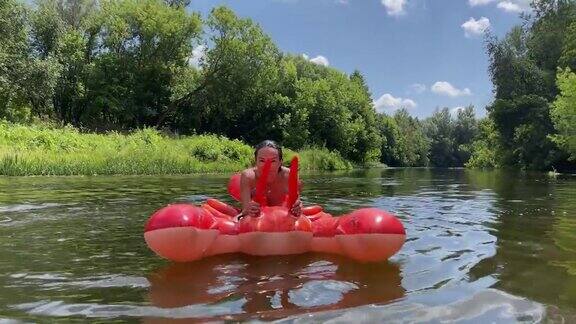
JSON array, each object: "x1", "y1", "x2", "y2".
[{"x1": 1, "y1": 0, "x2": 574, "y2": 171}]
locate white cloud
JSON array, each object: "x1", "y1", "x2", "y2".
[
  {"x1": 373, "y1": 93, "x2": 417, "y2": 113},
  {"x1": 409, "y1": 83, "x2": 427, "y2": 94},
  {"x1": 188, "y1": 45, "x2": 206, "y2": 67},
  {"x1": 470, "y1": 0, "x2": 531, "y2": 13},
  {"x1": 381, "y1": 0, "x2": 406, "y2": 16},
  {"x1": 336, "y1": 0, "x2": 349, "y2": 4},
  {"x1": 303, "y1": 54, "x2": 329, "y2": 66},
  {"x1": 497, "y1": 1, "x2": 523, "y2": 13},
  {"x1": 431, "y1": 81, "x2": 472, "y2": 97},
  {"x1": 461, "y1": 17, "x2": 491, "y2": 37},
  {"x1": 310, "y1": 55, "x2": 330, "y2": 66},
  {"x1": 469, "y1": 0, "x2": 496, "y2": 6},
  {"x1": 451, "y1": 106, "x2": 465, "y2": 115}
]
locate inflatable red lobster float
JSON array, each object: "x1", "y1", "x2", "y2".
[{"x1": 144, "y1": 157, "x2": 406, "y2": 262}]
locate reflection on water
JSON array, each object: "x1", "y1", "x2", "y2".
[
  {"x1": 277, "y1": 288, "x2": 545, "y2": 323},
  {"x1": 145, "y1": 254, "x2": 403, "y2": 321},
  {"x1": 0, "y1": 169, "x2": 574, "y2": 322}
]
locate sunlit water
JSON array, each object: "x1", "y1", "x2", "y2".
[{"x1": 0, "y1": 169, "x2": 575, "y2": 323}]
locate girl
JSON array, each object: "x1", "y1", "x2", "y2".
[{"x1": 239, "y1": 140, "x2": 302, "y2": 218}]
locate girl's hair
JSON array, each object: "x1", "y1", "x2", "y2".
[{"x1": 254, "y1": 140, "x2": 283, "y2": 163}]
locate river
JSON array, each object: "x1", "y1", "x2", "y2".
[{"x1": 0, "y1": 168, "x2": 574, "y2": 322}]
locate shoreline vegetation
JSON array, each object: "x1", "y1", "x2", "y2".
[
  {"x1": 0, "y1": 121, "x2": 353, "y2": 176},
  {"x1": 1, "y1": 0, "x2": 575, "y2": 175}
]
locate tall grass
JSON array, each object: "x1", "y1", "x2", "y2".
[
  {"x1": 285, "y1": 148, "x2": 353, "y2": 171},
  {"x1": 0, "y1": 122, "x2": 352, "y2": 176}
]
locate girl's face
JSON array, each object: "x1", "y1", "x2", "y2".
[{"x1": 255, "y1": 147, "x2": 281, "y2": 181}]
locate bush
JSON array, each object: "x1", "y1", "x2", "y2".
[{"x1": 0, "y1": 122, "x2": 352, "y2": 175}]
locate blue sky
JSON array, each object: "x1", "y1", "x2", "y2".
[{"x1": 187, "y1": 0, "x2": 530, "y2": 118}]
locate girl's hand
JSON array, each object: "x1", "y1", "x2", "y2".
[
  {"x1": 290, "y1": 199, "x2": 303, "y2": 217},
  {"x1": 244, "y1": 201, "x2": 261, "y2": 217}
]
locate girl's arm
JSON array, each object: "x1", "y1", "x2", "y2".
[
  {"x1": 287, "y1": 169, "x2": 303, "y2": 216},
  {"x1": 240, "y1": 170, "x2": 260, "y2": 217}
]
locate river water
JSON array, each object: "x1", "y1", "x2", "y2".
[{"x1": 0, "y1": 169, "x2": 574, "y2": 322}]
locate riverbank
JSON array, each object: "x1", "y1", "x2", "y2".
[{"x1": 0, "y1": 122, "x2": 352, "y2": 176}]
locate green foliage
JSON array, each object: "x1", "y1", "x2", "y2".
[
  {"x1": 486, "y1": 27, "x2": 552, "y2": 100},
  {"x1": 377, "y1": 114, "x2": 400, "y2": 166},
  {"x1": 171, "y1": 9, "x2": 381, "y2": 164},
  {"x1": 52, "y1": 29, "x2": 88, "y2": 123},
  {"x1": 179, "y1": 6, "x2": 281, "y2": 134},
  {"x1": 559, "y1": 20, "x2": 576, "y2": 69},
  {"x1": 187, "y1": 134, "x2": 253, "y2": 165},
  {"x1": 377, "y1": 109, "x2": 429, "y2": 167},
  {"x1": 550, "y1": 68, "x2": 576, "y2": 160},
  {"x1": 294, "y1": 77, "x2": 356, "y2": 161},
  {"x1": 0, "y1": 0, "x2": 32, "y2": 121},
  {"x1": 164, "y1": 0, "x2": 190, "y2": 8},
  {"x1": 0, "y1": 1, "x2": 385, "y2": 170},
  {"x1": 287, "y1": 147, "x2": 352, "y2": 171},
  {"x1": 424, "y1": 108, "x2": 456, "y2": 167},
  {"x1": 8, "y1": 0, "x2": 576, "y2": 171},
  {"x1": 527, "y1": 0, "x2": 576, "y2": 73},
  {"x1": 423, "y1": 106, "x2": 479, "y2": 167},
  {"x1": 454, "y1": 106, "x2": 480, "y2": 165},
  {"x1": 0, "y1": 122, "x2": 353, "y2": 175},
  {"x1": 0, "y1": 122, "x2": 242, "y2": 175},
  {"x1": 393, "y1": 109, "x2": 430, "y2": 167},
  {"x1": 289, "y1": 56, "x2": 382, "y2": 162},
  {"x1": 478, "y1": 0, "x2": 576, "y2": 171},
  {"x1": 20, "y1": 0, "x2": 203, "y2": 128},
  {"x1": 29, "y1": 0, "x2": 65, "y2": 58},
  {"x1": 467, "y1": 118, "x2": 500, "y2": 168},
  {"x1": 83, "y1": 0, "x2": 202, "y2": 129},
  {"x1": 489, "y1": 95, "x2": 561, "y2": 169},
  {"x1": 1, "y1": 0, "x2": 62, "y2": 121}
]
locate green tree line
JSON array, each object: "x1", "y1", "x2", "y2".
[
  {"x1": 468, "y1": 0, "x2": 576, "y2": 171},
  {"x1": 0, "y1": 0, "x2": 574, "y2": 170}
]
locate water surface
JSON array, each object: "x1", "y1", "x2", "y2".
[{"x1": 0, "y1": 169, "x2": 575, "y2": 322}]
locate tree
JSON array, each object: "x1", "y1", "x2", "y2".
[
  {"x1": 378, "y1": 114, "x2": 401, "y2": 166},
  {"x1": 467, "y1": 118, "x2": 500, "y2": 168},
  {"x1": 1, "y1": 0, "x2": 61, "y2": 121},
  {"x1": 489, "y1": 95, "x2": 560, "y2": 169},
  {"x1": 454, "y1": 106, "x2": 479, "y2": 165},
  {"x1": 294, "y1": 77, "x2": 355, "y2": 159},
  {"x1": 486, "y1": 27, "x2": 551, "y2": 101},
  {"x1": 424, "y1": 108, "x2": 456, "y2": 167},
  {"x1": 526, "y1": 0, "x2": 576, "y2": 73},
  {"x1": 385, "y1": 109, "x2": 429, "y2": 167},
  {"x1": 0, "y1": 0, "x2": 31, "y2": 121},
  {"x1": 25, "y1": 0, "x2": 100, "y2": 123},
  {"x1": 81, "y1": 0, "x2": 202, "y2": 129},
  {"x1": 172, "y1": 6, "x2": 284, "y2": 140},
  {"x1": 348, "y1": 70, "x2": 381, "y2": 162},
  {"x1": 164, "y1": 0, "x2": 190, "y2": 8},
  {"x1": 550, "y1": 68, "x2": 576, "y2": 160},
  {"x1": 559, "y1": 20, "x2": 576, "y2": 69},
  {"x1": 292, "y1": 66, "x2": 381, "y2": 163},
  {"x1": 350, "y1": 69, "x2": 372, "y2": 98},
  {"x1": 482, "y1": 0, "x2": 576, "y2": 170}
]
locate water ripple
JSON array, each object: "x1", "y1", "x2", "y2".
[{"x1": 0, "y1": 170, "x2": 574, "y2": 322}]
